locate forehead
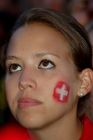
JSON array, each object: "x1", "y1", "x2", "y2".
[
  {"x1": 7, "y1": 23, "x2": 72, "y2": 59},
  {"x1": 10, "y1": 22, "x2": 68, "y2": 44}
]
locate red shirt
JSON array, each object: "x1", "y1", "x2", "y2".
[
  {"x1": 0, "y1": 122, "x2": 36, "y2": 140},
  {"x1": 80, "y1": 116, "x2": 93, "y2": 140},
  {"x1": 0, "y1": 116, "x2": 93, "y2": 140}
]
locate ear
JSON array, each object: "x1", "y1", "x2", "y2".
[{"x1": 77, "y1": 68, "x2": 93, "y2": 97}]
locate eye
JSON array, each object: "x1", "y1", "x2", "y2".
[
  {"x1": 7, "y1": 63, "x2": 22, "y2": 74},
  {"x1": 38, "y1": 59, "x2": 55, "y2": 69}
]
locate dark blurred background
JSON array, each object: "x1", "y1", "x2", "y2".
[{"x1": 0, "y1": 0, "x2": 93, "y2": 125}]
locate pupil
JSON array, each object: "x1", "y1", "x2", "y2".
[
  {"x1": 12, "y1": 64, "x2": 17, "y2": 69},
  {"x1": 43, "y1": 60, "x2": 48, "y2": 66}
]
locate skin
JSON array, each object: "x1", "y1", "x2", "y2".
[{"x1": 5, "y1": 23, "x2": 86, "y2": 140}]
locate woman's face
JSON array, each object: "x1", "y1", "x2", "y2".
[{"x1": 5, "y1": 23, "x2": 80, "y2": 129}]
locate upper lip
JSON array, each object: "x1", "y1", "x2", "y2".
[{"x1": 18, "y1": 97, "x2": 42, "y2": 106}]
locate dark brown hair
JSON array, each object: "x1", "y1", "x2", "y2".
[{"x1": 1, "y1": 8, "x2": 93, "y2": 120}]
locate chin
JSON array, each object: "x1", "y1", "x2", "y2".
[
  {"x1": 16, "y1": 113, "x2": 47, "y2": 129},
  {"x1": 18, "y1": 119, "x2": 48, "y2": 130}
]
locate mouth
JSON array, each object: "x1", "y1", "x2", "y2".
[{"x1": 18, "y1": 97, "x2": 42, "y2": 109}]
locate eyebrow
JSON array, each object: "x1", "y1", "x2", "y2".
[
  {"x1": 35, "y1": 52, "x2": 60, "y2": 58},
  {"x1": 6, "y1": 52, "x2": 60, "y2": 61},
  {"x1": 6, "y1": 56, "x2": 20, "y2": 61}
]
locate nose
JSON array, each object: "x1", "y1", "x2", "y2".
[{"x1": 18, "y1": 68, "x2": 37, "y2": 91}]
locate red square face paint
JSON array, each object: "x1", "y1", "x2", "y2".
[{"x1": 53, "y1": 81, "x2": 70, "y2": 103}]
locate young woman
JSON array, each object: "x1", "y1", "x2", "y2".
[{"x1": 0, "y1": 8, "x2": 93, "y2": 140}]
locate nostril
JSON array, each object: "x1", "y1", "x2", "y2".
[
  {"x1": 18, "y1": 69, "x2": 37, "y2": 90},
  {"x1": 18, "y1": 81, "x2": 27, "y2": 91},
  {"x1": 18, "y1": 78, "x2": 36, "y2": 91}
]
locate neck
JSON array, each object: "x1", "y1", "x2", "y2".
[{"x1": 28, "y1": 107, "x2": 82, "y2": 140}]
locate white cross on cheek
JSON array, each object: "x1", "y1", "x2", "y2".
[{"x1": 56, "y1": 84, "x2": 68, "y2": 100}]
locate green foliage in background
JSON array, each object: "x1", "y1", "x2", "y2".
[
  {"x1": 0, "y1": 79, "x2": 6, "y2": 110},
  {"x1": 0, "y1": 79, "x2": 7, "y2": 124}
]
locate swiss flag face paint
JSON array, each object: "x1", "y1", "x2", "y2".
[{"x1": 53, "y1": 81, "x2": 70, "y2": 103}]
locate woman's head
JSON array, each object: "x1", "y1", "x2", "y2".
[
  {"x1": 1, "y1": 8, "x2": 93, "y2": 128},
  {"x1": 4, "y1": 8, "x2": 92, "y2": 71}
]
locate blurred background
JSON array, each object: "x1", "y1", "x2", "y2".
[{"x1": 0, "y1": 0, "x2": 93, "y2": 125}]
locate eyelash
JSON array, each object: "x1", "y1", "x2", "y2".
[
  {"x1": 6, "y1": 59, "x2": 55, "y2": 74},
  {"x1": 38, "y1": 59, "x2": 55, "y2": 69},
  {"x1": 7, "y1": 63, "x2": 22, "y2": 74}
]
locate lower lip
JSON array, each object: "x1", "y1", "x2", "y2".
[{"x1": 18, "y1": 99, "x2": 42, "y2": 108}]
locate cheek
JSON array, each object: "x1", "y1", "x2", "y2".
[
  {"x1": 5, "y1": 80, "x2": 15, "y2": 104},
  {"x1": 53, "y1": 81, "x2": 70, "y2": 103},
  {"x1": 5, "y1": 87, "x2": 12, "y2": 103}
]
